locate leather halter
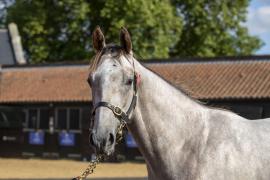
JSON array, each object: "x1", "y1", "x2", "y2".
[{"x1": 91, "y1": 62, "x2": 138, "y2": 124}]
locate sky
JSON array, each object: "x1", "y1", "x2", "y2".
[{"x1": 246, "y1": 0, "x2": 270, "y2": 55}]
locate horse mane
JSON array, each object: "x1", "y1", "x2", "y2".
[
  {"x1": 144, "y1": 65, "x2": 235, "y2": 113},
  {"x1": 142, "y1": 63, "x2": 205, "y2": 101}
]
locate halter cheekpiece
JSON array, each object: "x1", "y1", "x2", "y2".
[{"x1": 91, "y1": 61, "x2": 139, "y2": 124}]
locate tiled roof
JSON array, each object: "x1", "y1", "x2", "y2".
[
  {"x1": 0, "y1": 65, "x2": 90, "y2": 103},
  {"x1": 1, "y1": 58, "x2": 270, "y2": 103},
  {"x1": 148, "y1": 60, "x2": 270, "y2": 100}
]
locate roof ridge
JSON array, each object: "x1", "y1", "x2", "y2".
[
  {"x1": 145, "y1": 55, "x2": 270, "y2": 64},
  {"x1": 2, "y1": 55, "x2": 270, "y2": 68}
]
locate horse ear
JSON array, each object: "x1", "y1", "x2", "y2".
[
  {"x1": 92, "y1": 26, "x2": 105, "y2": 52},
  {"x1": 120, "y1": 27, "x2": 132, "y2": 54}
]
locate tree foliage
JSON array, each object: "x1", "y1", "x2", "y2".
[
  {"x1": 7, "y1": 0, "x2": 91, "y2": 62},
  {"x1": 7, "y1": 0, "x2": 181, "y2": 62},
  {"x1": 96, "y1": 0, "x2": 182, "y2": 59},
  {"x1": 5, "y1": 0, "x2": 263, "y2": 63},
  {"x1": 0, "y1": 0, "x2": 14, "y2": 28},
  {"x1": 172, "y1": 0, "x2": 263, "y2": 57}
]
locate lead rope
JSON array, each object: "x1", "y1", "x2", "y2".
[{"x1": 73, "y1": 120, "x2": 127, "y2": 180}]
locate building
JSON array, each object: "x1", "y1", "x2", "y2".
[
  {"x1": 0, "y1": 23, "x2": 26, "y2": 65},
  {"x1": 0, "y1": 27, "x2": 15, "y2": 65},
  {"x1": 1, "y1": 55, "x2": 270, "y2": 160}
]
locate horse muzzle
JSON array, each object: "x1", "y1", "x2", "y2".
[{"x1": 89, "y1": 131, "x2": 116, "y2": 155}]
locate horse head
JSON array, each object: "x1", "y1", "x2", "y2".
[{"x1": 88, "y1": 26, "x2": 138, "y2": 155}]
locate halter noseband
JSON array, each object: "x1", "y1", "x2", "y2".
[{"x1": 91, "y1": 62, "x2": 138, "y2": 124}]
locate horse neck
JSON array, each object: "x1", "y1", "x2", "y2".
[{"x1": 128, "y1": 61, "x2": 207, "y2": 176}]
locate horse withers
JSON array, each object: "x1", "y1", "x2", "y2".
[{"x1": 87, "y1": 26, "x2": 270, "y2": 180}]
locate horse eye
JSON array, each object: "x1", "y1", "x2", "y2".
[{"x1": 126, "y1": 78, "x2": 133, "y2": 85}]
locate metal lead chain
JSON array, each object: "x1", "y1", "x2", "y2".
[
  {"x1": 116, "y1": 120, "x2": 127, "y2": 143},
  {"x1": 73, "y1": 121, "x2": 126, "y2": 180},
  {"x1": 73, "y1": 154, "x2": 103, "y2": 180}
]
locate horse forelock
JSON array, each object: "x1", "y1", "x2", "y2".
[{"x1": 89, "y1": 44, "x2": 132, "y2": 73}]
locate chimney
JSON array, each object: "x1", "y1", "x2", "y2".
[{"x1": 8, "y1": 23, "x2": 26, "y2": 65}]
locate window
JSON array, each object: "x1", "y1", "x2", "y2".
[
  {"x1": 0, "y1": 112, "x2": 4, "y2": 122},
  {"x1": 0, "y1": 112, "x2": 7, "y2": 127},
  {"x1": 3, "y1": 111, "x2": 23, "y2": 128},
  {"x1": 69, "y1": 109, "x2": 80, "y2": 130},
  {"x1": 56, "y1": 108, "x2": 81, "y2": 130},
  {"x1": 40, "y1": 109, "x2": 50, "y2": 129},
  {"x1": 0, "y1": 110, "x2": 24, "y2": 128},
  {"x1": 57, "y1": 109, "x2": 67, "y2": 129},
  {"x1": 28, "y1": 109, "x2": 38, "y2": 129},
  {"x1": 82, "y1": 108, "x2": 92, "y2": 130}
]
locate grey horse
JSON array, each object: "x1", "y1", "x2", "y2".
[{"x1": 88, "y1": 26, "x2": 270, "y2": 180}]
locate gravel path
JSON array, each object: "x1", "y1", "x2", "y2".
[{"x1": 0, "y1": 158, "x2": 147, "y2": 179}]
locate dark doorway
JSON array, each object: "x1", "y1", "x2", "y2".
[
  {"x1": 24, "y1": 107, "x2": 58, "y2": 158},
  {"x1": 0, "y1": 106, "x2": 24, "y2": 157}
]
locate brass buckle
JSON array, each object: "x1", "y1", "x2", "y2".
[{"x1": 113, "y1": 106, "x2": 122, "y2": 116}]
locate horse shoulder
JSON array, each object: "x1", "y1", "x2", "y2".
[{"x1": 198, "y1": 109, "x2": 270, "y2": 180}]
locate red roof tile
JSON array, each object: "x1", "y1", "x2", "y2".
[
  {"x1": 148, "y1": 60, "x2": 270, "y2": 100},
  {"x1": 1, "y1": 59, "x2": 270, "y2": 103},
  {"x1": 0, "y1": 66, "x2": 91, "y2": 103}
]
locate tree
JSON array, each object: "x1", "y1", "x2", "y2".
[
  {"x1": 93, "y1": 0, "x2": 182, "y2": 59},
  {"x1": 0, "y1": 0, "x2": 14, "y2": 28},
  {"x1": 171, "y1": 0, "x2": 263, "y2": 57},
  {"x1": 6, "y1": 0, "x2": 181, "y2": 63},
  {"x1": 7, "y1": 0, "x2": 91, "y2": 62},
  {"x1": 5, "y1": 0, "x2": 263, "y2": 62}
]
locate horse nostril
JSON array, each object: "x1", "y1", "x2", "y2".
[
  {"x1": 108, "y1": 133, "x2": 115, "y2": 145},
  {"x1": 90, "y1": 133, "x2": 95, "y2": 146}
]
